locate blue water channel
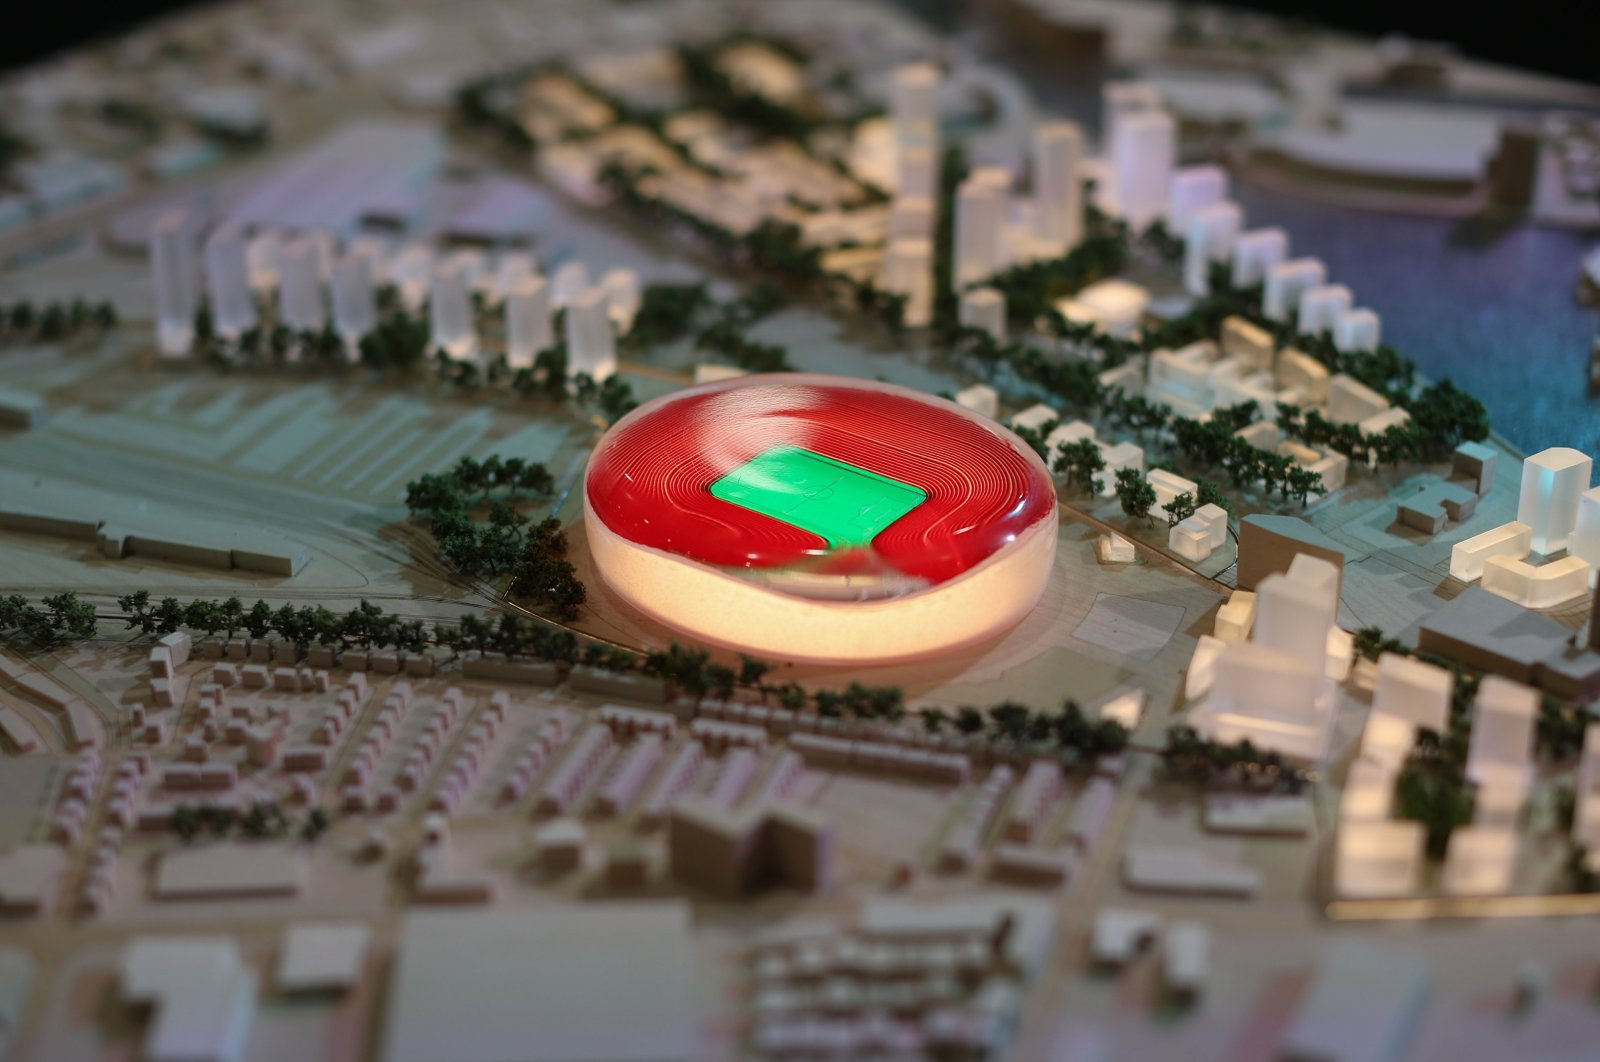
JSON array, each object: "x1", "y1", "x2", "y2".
[{"x1": 1231, "y1": 184, "x2": 1600, "y2": 457}]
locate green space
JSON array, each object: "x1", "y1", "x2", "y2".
[{"x1": 709, "y1": 446, "x2": 926, "y2": 547}]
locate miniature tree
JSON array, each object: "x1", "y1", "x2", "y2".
[
  {"x1": 1537, "y1": 696, "x2": 1587, "y2": 763},
  {"x1": 41, "y1": 592, "x2": 97, "y2": 639},
  {"x1": 516, "y1": 462, "x2": 556, "y2": 498},
  {"x1": 152, "y1": 597, "x2": 186, "y2": 635},
  {"x1": 593, "y1": 375, "x2": 639, "y2": 423},
  {"x1": 244, "y1": 599, "x2": 275, "y2": 640},
  {"x1": 1394, "y1": 743, "x2": 1473, "y2": 860},
  {"x1": 1053, "y1": 438, "x2": 1106, "y2": 496},
  {"x1": 775, "y1": 682, "x2": 809, "y2": 712},
  {"x1": 1009, "y1": 422, "x2": 1054, "y2": 463},
  {"x1": 239, "y1": 802, "x2": 272, "y2": 839},
  {"x1": 171, "y1": 804, "x2": 200, "y2": 843},
  {"x1": 1568, "y1": 846, "x2": 1600, "y2": 893},
  {"x1": 118, "y1": 590, "x2": 154, "y2": 633},
  {"x1": 182, "y1": 599, "x2": 224, "y2": 636},
  {"x1": 954, "y1": 706, "x2": 985, "y2": 737},
  {"x1": 309, "y1": 606, "x2": 343, "y2": 649},
  {"x1": 219, "y1": 597, "x2": 244, "y2": 639},
  {"x1": 868, "y1": 686, "x2": 906, "y2": 722},
  {"x1": 705, "y1": 664, "x2": 736, "y2": 703},
  {"x1": 1287, "y1": 466, "x2": 1323, "y2": 507},
  {"x1": 301, "y1": 808, "x2": 330, "y2": 843},
  {"x1": 987, "y1": 702, "x2": 1032, "y2": 744},
  {"x1": 1114, "y1": 467, "x2": 1157, "y2": 526},
  {"x1": 1195, "y1": 479, "x2": 1230, "y2": 513},
  {"x1": 8, "y1": 300, "x2": 35, "y2": 334},
  {"x1": 814, "y1": 690, "x2": 843, "y2": 718},
  {"x1": 1165, "y1": 492, "x2": 1197, "y2": 527},
  {"x1": 737, "y1": 654, "x2": 771, "y2": 693}
]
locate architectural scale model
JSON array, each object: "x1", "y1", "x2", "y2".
[{"x1": 0, "y1": 0, "x2": 1597, "y2": 1059}]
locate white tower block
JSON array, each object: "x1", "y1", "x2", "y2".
[
  {"x1": 1297, "y1": 284, "x2": 1353, "y2": 337},
  {"x1": 1212, "y1": 641, "x2": 1322, "y2": 728},
  {"x1": 1334, "y1": 308, "x2": 1381, "y2": 353},
  {"x1": 897, "y1": 145, "x2": 937, "y2": 201},
  {"x1": 881, "y1": 238, "x2": 934, "y2": 328},
  {"x1": 305, "y1": 230, "x2": 337, "y2": 284},
  {"x1": 446, "y1": 249, "x2": 488, "y2": 293},
  {"x1": 600, "y1": 267, "x2": 641, "y2": 333},
  {"x1": 551, "y1": 261, "x2": 590, "y2": 307},
  {"x1": 429, "y1": 256, "x2": 477, "y2": 360},
  {"x1": 959, "y1": 287, "x2": 1006, "y2": 342},
  {"x1": 954, "y1": 175, "x2": 1007, "y2": 288},
  {"x1": 565, "y1": 286, "x2": 617, "y2": 381},
  {"x1": 890, "y1": 63, "x2": 940, "y2": 151},
  {"x1": 1183, "y1": 201, "x2": 1242, "y2": 296},
  {"x1": 1101, "y1": 80, "x2": 1162, "y2": 154},
  {"x1": 330, "y1": 252, "x2": 376, "y2": 343},
  {"x1": 203, "y1": 223, "x2": 255, "y2": 338},
  {"x1": 1254, "y1": 554, "x2": 1339, "y2": 668},
  {"x1": 1517, "y1": 447, "x2": 1593, "y2": 556},
  {"x1": 1110, "y1": 108, "x2": 1175, "y2": 232},
  {"x1": 888, "y1": 196, "x2": 935, "y2": 241},
  {"x1": 493, "y1": 251, "x2": 537, "y2": 304},
  {"x1": 245, "y1": 230, "x2": 280, "y2": 293},
  {"x1": 390, "y1": 245, "x2": 434, "y2": 311},
  {"x1": 276, "y1": 236, "x2": 325, "y2": 333},
  {"x1": 1262, "y1": 258, "x2": 1326, "y2": 323},
  {"x1": 505, "y1": 275, "x2": 553, "y2": 369},
  {"x1": 1167, "y1": 164, "x2": 1228, "y2": 234},
  {"x1": 1375, "y1": 653, "x2": 1452, "y2": 735},
  {"x1": 1570, "y1": 486, "x2": 1600, "y2": 572},
  {"x1": 1231, "y1": 227, "x2": 1288, "y2": 287},
  {"x1": 1033, "y1": 121, "x2": 1085, "y2": 251},
  {"x1": 347, "y1": 236, "x2": 391, "y2": 285},
  {"x1": 149, "y1": 210, "x2": 198, "y2": 356}
]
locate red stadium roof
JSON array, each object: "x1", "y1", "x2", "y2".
[{"x1": 585, "y1": 376, "x2": 1057, "y2": 585}]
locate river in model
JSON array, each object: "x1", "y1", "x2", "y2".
[{"x1": 1230, "y1": 184, "x2": 1600, "y2": 457}]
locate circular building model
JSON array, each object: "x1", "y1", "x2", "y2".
[{"x1": 584, "y1": 374, "x2": 1058, "y2": 663}]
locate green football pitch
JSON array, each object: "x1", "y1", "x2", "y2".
[{"x1": 709, "y1": 446, "x2": 927, "y2": 548}]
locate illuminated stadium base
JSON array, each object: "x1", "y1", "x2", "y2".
[{"x1": 584, "y1": 374, "x2": 1059, "y2": 664}]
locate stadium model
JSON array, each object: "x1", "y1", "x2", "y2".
[{"x1": 584, "y1": 374, "x2": 1058, "y2": 662}]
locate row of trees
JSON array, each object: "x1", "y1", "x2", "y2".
[
  {"x1": 170, "y1": 801, "x2": 329, "y2": 844},
  {"x1": 107, "y1": 590, "x2": 1128, "y2": 763},
  {"x1": 119, "y1": 592, "x2": 432, "y2": 653},
  {"x1": 921, "y1": 699, "x2": 1130, "y2": 761},
  {"x1": 1160, "y1": 726, "x2": 1310, "y2": 794},
  {"x1": 1277, "y1": 380, "x2": 1489, "y2": 469},
  {"x1": 1, "y1": 298, "x2": 118, "y2": 344},
  {"x1": 0, "y1": 593, "x2": 98, "y2": 649},
  {"x1": 193, "y1": 282, "x2": 640, "y2": 426},
  {"x1": 5, "y1": 585, "x2": 1150, "y2": 784}
]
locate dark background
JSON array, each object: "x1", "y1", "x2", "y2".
[{"x1": 0, "y1": 0, "x2": 1594, "y2": 87}]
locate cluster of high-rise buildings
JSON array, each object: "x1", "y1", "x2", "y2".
[{"x1": 149, "y1": 208, "x2": 635, "y2": 382}]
